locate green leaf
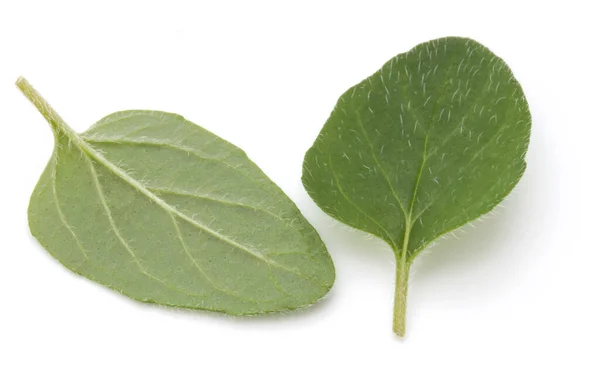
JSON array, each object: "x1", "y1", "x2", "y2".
[
  {"x1": 19, "y1": 78, "x2": 334, "y2": 315},
  {"x1": 302, "y1": 37, "x2": 531, "y2": 336}
]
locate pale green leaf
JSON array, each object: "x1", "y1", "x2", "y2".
[
  {"x1": 20, "y1": 78, "x2": 334, "y2": 315},
  {"x1": 302, "y1": 37, "x2": 531, "y2": 336}
]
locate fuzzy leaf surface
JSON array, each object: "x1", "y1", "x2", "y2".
[
  {"x1": 303, "y1": 37, "x2": 531, "y2": 258},
  {"x1": 24, "y1": 86, "x2": 334, "y2": 315},
  {"x1": 302, "y1": 37, "x2": 530, "y2": 335}
]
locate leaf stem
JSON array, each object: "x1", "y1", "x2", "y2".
[
  {"x1": 16, "y1": 77, "x2": 77, "y2": 139},
  {"x1": 393, "y1": 223, "x2": 412, "y2": 337}
]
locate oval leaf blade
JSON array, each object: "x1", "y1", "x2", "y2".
[
  {"x1": 20, "y1": 78, "x2": 334, "y2": 315},
  {"x1": 302, "y1": 37, "x2": 531, "y2": 336}
]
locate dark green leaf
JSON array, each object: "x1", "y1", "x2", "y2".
[{"x1": 302, "y1": 37, "x2": 531, "y2": 336}]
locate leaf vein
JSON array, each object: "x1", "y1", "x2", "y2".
[
  {"x1": 170, "y1": 215, "x2": 268, "y2": 304},
  {"x1": 79, "y1": 140, "x2": 328, "y2": 290},
  {"x1": 411, "y1": 122, "x2": 512, "y2": 223},
  {"x1": 328, "y1": 154, "x2": 398, "y2": 249},
  {"x1": 353, "y1": 109, "x2": 409, "y2": 219},
  {"x1": 51, "y1": 156, "x2": 89, "y2": 260},
  {"x1": 86, "y1": 157, "x2": 210, "y2": 299}
]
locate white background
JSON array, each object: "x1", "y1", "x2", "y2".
[{"x1": 1, "y1": 1, "x2": 598, "y2": 374}]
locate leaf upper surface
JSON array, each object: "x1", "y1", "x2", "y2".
[
  {"x1": 302, "y1": 37, "x2": 531, "y2": 259},
  {"x1": 28, "y1": 107, "x2": 334, "y2": 315}
]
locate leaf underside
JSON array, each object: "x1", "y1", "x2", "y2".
[
  {"x1": 302, "y1": 37, "x2": 531, "y2": 260},
  {"x1": 29, "y1": 110, "x2": 334, "y2": 315}
]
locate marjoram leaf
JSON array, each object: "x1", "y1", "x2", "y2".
[
  {"x1": 302, "y1": 37, "x2": 531, "y2": 336},
  {"x1": 19, "y1": 78, "x2": 334, "y2": 315}
]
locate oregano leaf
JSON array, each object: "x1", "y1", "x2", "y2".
[
  {"x1": 19, "y1": 78, "x2": 334, "y2": 315},
  {"x1": 302, "y1": 37, "x2": 531, "y2": 336}
]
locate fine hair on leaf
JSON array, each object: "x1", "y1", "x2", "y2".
[
  {"x1": 302, "y1": 37, "x2": 531, "y2": 337},
  {"x1": 19, "y1": 77, "x2": 335, "y2": 315}
]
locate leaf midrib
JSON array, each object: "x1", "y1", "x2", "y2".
[
  {"x1": 401, "y1": 51, "x2": 458, "y2": 257},
  {"x1": 52, "y1": 152, "x2": 289, "y2": 305},
  {"x1": 51, "y1": 154, "x2": 222, "y2": 302},
  {"x1": 349, "y1": 51, "x2": 459, "y2": 254},
  {"x1": 84, "y1": 136, "x2": 311, "y2": 235},
  {"x1": 66, "y1": 133, "x2": 327, "y2": 289}
]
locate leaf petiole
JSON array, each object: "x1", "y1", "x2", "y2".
[
  {"x1": 16, "y1": 77, "x2": 77, "y2": 140},
  {"x1": 393, "y1": 222, "x2": 412, "y2": 337}
]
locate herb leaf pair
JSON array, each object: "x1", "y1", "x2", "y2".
[
  {"x1": 302, "y1": 37, "x2": 531, "y2": 336},
  {"x1": 20, "y1": 37, "x2": 530, "y2": 337}
]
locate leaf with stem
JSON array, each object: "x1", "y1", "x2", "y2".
[
  {"x1": 302, "y1": 37, "x2": 531, "y2": 337},
  {"x1": 20, "y1": 78, "x2": 335, "y2": 315}
]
